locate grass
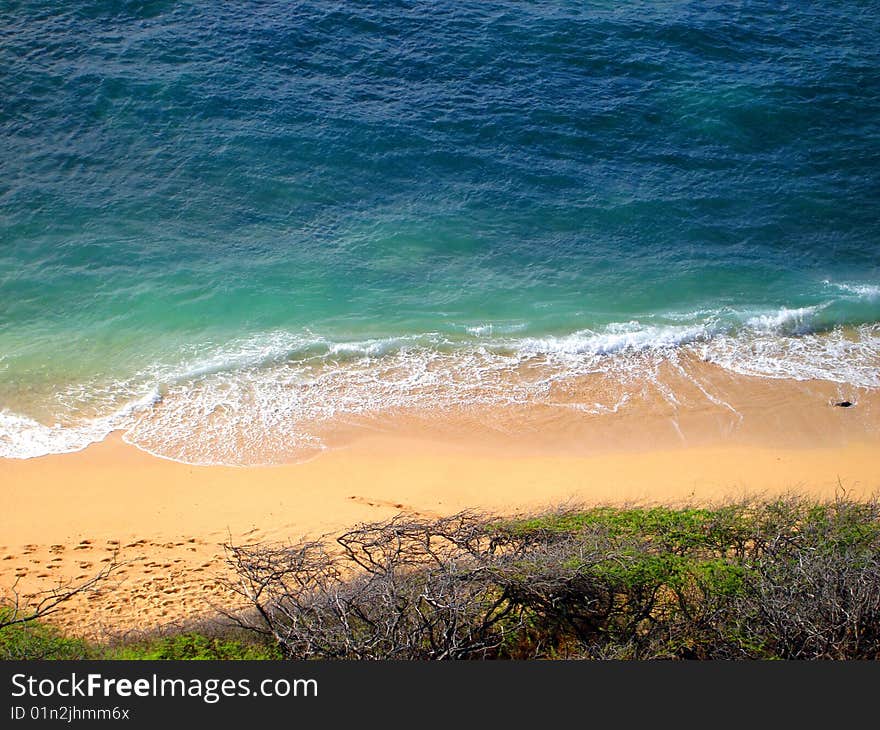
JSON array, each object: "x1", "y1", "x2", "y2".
[
  {"x1": 104, "y1": 632, "x2": 282, "y2": 660},
  {"x1": 0, "y1": 613, "x2": 281, "y2": 661},
  {"x1": 0, "y1": 609, "x2": 93, "y2": 660}
]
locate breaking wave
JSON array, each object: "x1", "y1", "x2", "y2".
[{"x1": 1, "y1": 301, "x2": 879, "y2": 464}]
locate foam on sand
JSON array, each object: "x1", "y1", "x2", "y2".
[{"x1": 1, "y1": 308, "x2": 879, "y2": 465}]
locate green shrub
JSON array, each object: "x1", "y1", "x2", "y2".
[
  {"x1": 0, "y1": 611, "x2": 93, "y2": 660},
  {"x1": 105, "y1": 632, "x2": 281, "y2": 660}
]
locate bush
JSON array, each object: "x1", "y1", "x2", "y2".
[
  {"x1": 0, "y1": 610, "x2": 281, "y2": 661},
  {"x1": 105, "y1": 632, "x2": 282, "y2": 660},
  {"x1": 225, "y1": 497, "x2": 880, "y2": 660},
  {"x1": 0, "y1": 610, "x2": 94, "y2": 660}
]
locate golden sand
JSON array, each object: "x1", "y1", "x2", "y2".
[{"x1": 2, "y1": 372, "x2": 879, "y2": 637}]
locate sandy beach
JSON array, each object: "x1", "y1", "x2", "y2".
[{"x1": 2, "y1": 370, "x2": 880, "y2": 639}]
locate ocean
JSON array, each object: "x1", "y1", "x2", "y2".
[{"x1": 2, "y1": 1, "x2": 879, "y2": 464}]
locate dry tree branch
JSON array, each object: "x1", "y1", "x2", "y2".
[{"x1": 0, "y1": 550, "x2": 122, "y2": 630}]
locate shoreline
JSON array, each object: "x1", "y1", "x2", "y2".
[
  {"x1": 3, "y1": 411, "x2": 880, "y2": 636},
  {"x1": 3, "y1": 337, "x2": 878, "y2": 465}
]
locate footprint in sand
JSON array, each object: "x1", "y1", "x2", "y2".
[
  {"x1": 347, "y1": 495, "x2": 436, "y2": 517},
  {"x1": 49, "y1": 544, "x2": 66, "y2": 554}
]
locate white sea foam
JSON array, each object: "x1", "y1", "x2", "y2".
[
  {"x1": 0, "y1": 388, "x2": 161, "y2": 460},
  {"x1": 514, "y1": 322, "x2": 714, "y2": 360},
  {"x1": 2, "y1": 310, "x2": 878, "y2": 464},
  {"x1": 464, "y1": 323, "x2": 528, "y2": 336},
  {"x1": 744, "y1": 305, "x2": 823, "y2": 334},
  {"x1": 701, "y1": 324, "x2": 880, "y2": 387},
  {"x1": 823, "y1": 280, "x2": 880, "y2": 300},
  {"x1": 0, "y1": 410, "x2": 104, "y2": 459}
]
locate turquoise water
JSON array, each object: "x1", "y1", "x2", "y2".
[{"x1": 2, "y1": 2, "x2": 879, "y2": 462}]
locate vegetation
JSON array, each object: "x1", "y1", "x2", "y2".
[
  {"x1": 103, "y1": 630, "x2": 281, "y2": 660},
  {"x1": 0, "y1": 616, "x2": 280, "y2": 660},
  {"x1": 226, "y1": 496, "x2": 880, "y2": 659},
  {"x1": 3, "y1": 496, "x2": 879, "y2": 660},
  {"x1": 0, "y1": 609, "x2": 93, "y2": 660}
]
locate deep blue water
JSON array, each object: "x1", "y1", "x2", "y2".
[{"x1": 1, "y1": 1, "x2": 879, "y2": 461}]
